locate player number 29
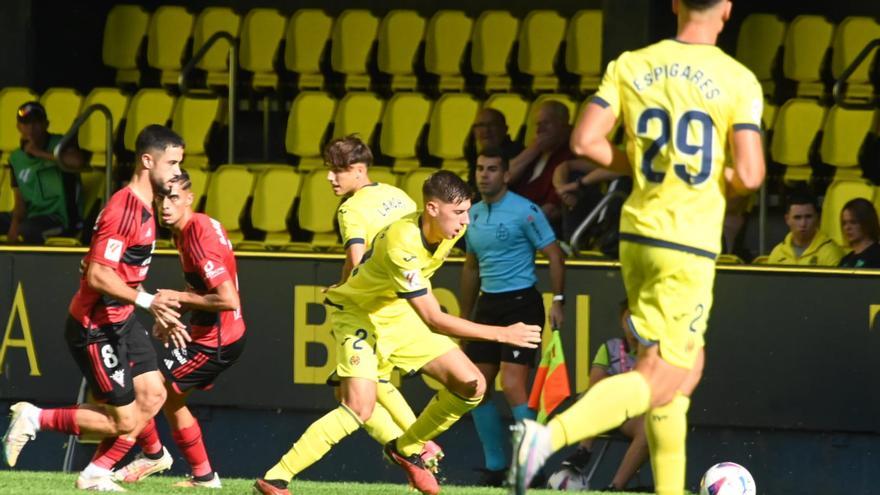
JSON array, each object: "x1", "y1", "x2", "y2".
[{"x1": 637, "y1": 108, "x2": 714, "y2": 186}]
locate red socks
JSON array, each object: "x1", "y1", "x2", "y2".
[
  {"x1": 38, "y1": 407, "x2": 80, "y2": 435},
  {"x1": 91, "y1": 437, "x2": 136, "y2": 470},
  {"x1": 172, "y1": 423, "x2": 212, "y2": 477},
  {"x1": 136, "y1": 418, "x2": 163, "y2": 456}
]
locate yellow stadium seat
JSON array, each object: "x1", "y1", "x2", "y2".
[
  {"x1": 751, "y1": 255, "x2": 770, "y2": 264},
  {"x1": 284, "y1": 9, "x2": 333, "y2": 90},
  {"x1": 736, "y1": 14, "x2": 786, "y2": 97},
  {"x1": 783, "y1": 15, "x2": 834, "y2": 98},
  {"x1": 204, "y1": 165, "x2": 254, "y2": 244},
  {"x1": 819, "y1": 105, "x2": 874, "y2": 181},
  {"x1": 471, "y1": 11, "x2": 520, "y2": 92},
  {"x1": 40, "y1": 88, "x2": 83, "y2": 136},
  {"x1": 401, "y1": 167, "x2": 436, "y2": 208},
  {"x1": 123, "y1": 89, "x2": 175, "y2": 153},
  {"x1": 768, "y1": 98, "x2": 826, "y2": 182},
  {"x1": 378, "y1": 10, "x2": 425, "y2": 91},
  {"x1": 762, "y1": 98, "x2": 778, "y2": 131},
  {"x1": 236, "y1": 167, "x2": 301, "y2": 250},
  {"x1": 103, "y1": 5, "x2": 150, "y2": 86},
  {"x1": 0, "y1": 167, "x2": 13, "y2": 213},
  {"x1": 0, "y1": 87, "x2": 39, "y2": 160},
  {"x1": 331, "y1": 10, "x2": 380, "y2": 91},
  {"x1": 172, "y1": 95, "x2": 220, "y2": 170},
  {"x1": 368, "y1": 166, "x2": 397, "y2": 187},
  {"x1": 147, "y1": 6, "x2": 194, "y2": 88},
  {"x1": 716, "y1": 254, "x2": 744, "y2": 264},
  {"x1": 332, "y1": 92, "x2": 384, "y2": 143},
  {"x1": 424, "y1": 11, "x2": 473, "y2": 92},
  {"x1": 184, "y1": 167, "x2": 210, "y2": 211},
  {"x1": 79, "y1": 169, "x2": 108, "y2": 221},
  {"x1": 286, "y1": 169, "x2": 341, "y2": 251},
  {"x1": 831, "y1": 16, "x2": 880, "y2": 103},
  {"x1": 524, "y1": 93, "x2": 577, "y2": 145},
  {"x1": 379, "y1": 93, "x2": 432, "y2": 174},
  {"x1": 193, "y1": 7, "x2": 241, "y2": 88},
  {"x1": 565, "y1": 10, "x2": 603, "y2": 93},
  {"x1": 821, "y1": 179, "x2": 875, "y2": 246},
  {"x1": 240, "y1": 8, "x2": 286, "y2": 91},
  {"x1": 485, "y1": 92, "x2": 529, "y2": 142},
  {"x1": 518, "y1": 10, "x2": 566, "y2": 93},
  {"x1": 78, "y1": 88, "x2": 129, "y2": 168},
  {"x1": 285, "y1": 92, "x2": 337, "y2": 172},
  {"x1": 427, "y1": 94, "x2": 480, "y2": 173}
]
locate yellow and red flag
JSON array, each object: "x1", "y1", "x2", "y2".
[{"x1": 528, "y1": 329, "x2": 571, "y2": 424}]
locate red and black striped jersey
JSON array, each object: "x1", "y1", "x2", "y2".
[
  {"x1": 175, "y1": 213, "x2": 245, "y2": 347},
  {"x1": 69, "y1": 187, "x2": 156, "y2": 329}
]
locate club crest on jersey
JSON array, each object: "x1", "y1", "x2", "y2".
[
  {"x1": 349, "y1": 355, "x2": 360, "y2": 366},
  {"x1": 110, "y1": 369, "x2": 125, "y2": 387}
]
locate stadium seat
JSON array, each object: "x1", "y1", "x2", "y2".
[
  {"x1": 821, "y1": 179, "x2": 875, "y2": 247},
  {"x1": 78, "y1": 88, "x2": 129, "y2": 168},
  {"x1": 427, "y1": 93, "x2": 480, "y2": 174},
  {"x1": 518, "y1": 10, "x2": 566, "y2": 93},
  {"x1": 240, "y1": 8, "x2": 286, "y2": 91},
  {"x1": 736, "y1": 14, "x2": 786, "y2": 97},
  {"x1": 123, "y1": 89, "x2": 175, "y2": 154},
  {"x1": 524, "y1": 93, "x2": 577, "y2": 145},
  {"x1": 284, "y1": 9, "x2": 333, "y2": 91},
  {"x1": 783, "y1": 15, "x2": 834, "y2": 98},
  {"x1": 0, "y1": 87, "x2": 39, "y2": 161},
  {"x1": 401, "y1": 167, "x2": 436, "y2": 208},
  {"x1": 471, "y1": 11, "x2": 520, "y2": 92},
  {"x1": 193, "y1": 7, "x2": 241, "y2": 88},
  {"x1": 368, "y1": 166, "x2": 397, "y2": 187},
  {"x1": 716, "y1": 254, "x2": 745, "y2": 264},
  {"x1": 285, "y1": 92, "x2": 337, "y2": 172},
  {"x1": 171, "y1": 95, "x2": 220, "y2": 170},
  {"x1": 287, "y1": 169, "x2": 342, "y2": 251},
  {"x1": 485, "y1": 92, "x2": 529, "y2": 142},
  {"x1": 185, "y1": 167, "x2": 210, "y2": 211},
  {"x1": 40, "y1": 88, "x2": 83, "y2": 136},
  {"x1": 565, "y1": 10, "x2": 603, "y2": 94},
  {"x1": 332, "y1": 92, "x2": 384, "y2": 144},
  {"x1": 204, "y1": 165, "x2": 254, "y2": 244},
  {"x1": 819, "y1": 105, "x2": 874, "y2": 181},
  {"x1": 762, "y1": 98, "x2": 778, "y2": 132},
  {"x1": 146, "y1": 6, "x2": 194, "y2": 88},
  {"x1": 0, "y1": 167, "x2": 13, "y2": 214},
  {"x1": 378, "y1": 92, "x2": 432, "y2": 174},
  {"x1": 768, "y1": 98, "x2": 826, "y2": 182},
  {"x1": 378, "y1": 10, "x2": 425, "y2": 91},
  {"x1": 831, "y1": 17, "x2": 880, "y2": 103},
  {"x1": 103, "y1": 5, "x2": 150, "y2": 87},
  {"x1": 751, "y1": 255, "x2": 770, "y2": 264},
  {"x1": 79, "y1": 169, "x2": 108, "y2": 222},
  {"x1": 424, "y1": 10, "x2": 473, "y2": 92},
  {"x1": 236, "y1": 167, "x2": 301, "y2": 250},
  {"x1": 331, "y1": 10, "x2": 380, "y2": 91}
]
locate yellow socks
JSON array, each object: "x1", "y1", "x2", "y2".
[
  {"x1": 646, "y1": 394, "x2": 690, "y2": 495},
  {"x1": 396, "y1": 389, "x2": 481, "y2": 457},
  {"x1": 264, "y1": 404, "x2": 362, "y2": 482},
  {"x1": 547, "y1": 371, "x2": 651, "y2": 451},
  {"x1": 377, "y1": 381, "x2": 418, "y2": 428},
  {"x1": 362, "y1": 402, "x2": 405, "y2": 445}
]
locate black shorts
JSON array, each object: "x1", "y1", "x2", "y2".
[
  {"x1": 158, "y1": 334, "x2": 246, "y2": 394},
  {"x1": 65, "y1": 314, "x2": 158, "y2": 407},
  {"x1": 464, "y1": 287, "x2": 545, "y2": 367}
]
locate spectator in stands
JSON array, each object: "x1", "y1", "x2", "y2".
[
  {"x1": 558, "y1": 300, "x2": 649, "y2": 492},
  {"x1": 768, "y1": 191, "x2": 843, "y2": 266},
  {"x1": 0, "y1": 102, "x2": 85, "y2": 244},
  {"x1": 508, "y1": 101, "x2": 574, "y2": 229},
  {"x1": 552, "y1": 157, "x2": 621, "y2": 244},
  {"x1": 839, "y1": 198, "x2": 880, "y2": 268},
  {"x1": 467, "y1": 108, "x2": 524, "y2": 190}
]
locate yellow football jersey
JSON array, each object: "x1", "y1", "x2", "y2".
[
  {"x1": 327, "y1": 212, "x2": 465, "y2": 313},
  {"x1": 594, "y1": 39, "x2": 763, "y2": 256},
  {"x1": 337, "y1": 182, "x2": 417, "y2": 249}
]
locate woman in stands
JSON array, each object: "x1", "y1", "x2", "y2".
[{"x1": 838, "y1": 198, "x2": 880, "y2": 268}]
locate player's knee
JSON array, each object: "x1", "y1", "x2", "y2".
[
  {"x1": 461, "y1": 373, "x2": 486, "y2": 399},
  {"x1": 342, "y1": 397, "x2": 375, "y2": 423},
  {"x1": 114, "y1": 414, "x2": 138, "y2": 436}
]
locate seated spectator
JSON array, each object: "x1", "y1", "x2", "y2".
[
  {"x1": 509, "y1": 101, "x2": 574, "y2": 229},
  {"x1": 767, "y1": 191, "x2": 843, "y2": 266},
  {"x1": 0, "y1": 102, "x2": 85, "y2": 244},
  {"x1": 558, "y1": 300, "x2": 649, "y2": 492},
  {"x1": 467, "y1": 108, "x2": 525, "y2": 189},
  {"x1": 839, "y1": 198, "x2": 880, "y2": 268},
  {"x1": 552, "y1": 158, "x2": 620, "y2": 243}
]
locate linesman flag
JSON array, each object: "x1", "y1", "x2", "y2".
[{"x1": 527, "y1": 329, "x2": 571, "y2": 424}]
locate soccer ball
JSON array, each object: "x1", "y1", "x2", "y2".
[
  {"x1": 700, "y1": 462, "x2": 756, "y2": 495},
  {"x1": 546, "y1": 467, "x2": 590, "y2": 491}
]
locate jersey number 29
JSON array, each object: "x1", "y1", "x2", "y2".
[{"x1": 637, "y1": 108, "x2": 714, "y2": 186}]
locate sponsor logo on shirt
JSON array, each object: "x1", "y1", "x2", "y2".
[
  {"x1": 203, "y1": 260, "x2": 227, "y2": 280},
  {"x1": 110, "y1": 369, "x2": 125, "y2": 387}
]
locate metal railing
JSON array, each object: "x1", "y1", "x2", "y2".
[
  {"x1": 54, "y1": 103, "x2": 114, "y2": 203},
  {"x1": 568, "y1": 179, "x2": 629, "y2": 257},
  {"x1": 832, "y1": 38, "x2": 880, "y2": 109},
  {"x1": 179, "y1": 31, "x2": 237, "y2": 165}
]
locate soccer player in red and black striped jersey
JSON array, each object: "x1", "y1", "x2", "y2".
[
  {"x1": 2, "y1": 125, "x2": 186, "y2": 492},
  {"x1": 114, "y1": 171, "x2": 246, "y2": 488}
]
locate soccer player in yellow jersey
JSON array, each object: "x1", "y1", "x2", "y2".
[
  {"x1": 325, "y1": 135, "x2": 445, "y2": 470},
  {"x1": 509, "y1": 2, "x2": 766, "y2": 495},
  {"x1": 255, "y1": 171, "x2": 542, "y2": 495}
]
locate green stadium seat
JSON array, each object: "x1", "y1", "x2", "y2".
[
  {"x1": 518, "y1": 10, "x2": 566, "y2": 93},
  {"x1": 524, "y1": 93, "x2": 577, "y2": 146},
  {"x1": 286, "y1": 169, "x2": 341, "y2": 251},
  {"x1": 193, "y1": 7, "x2": 241, "y2": 88},
  {"x1": 146, "y1": 6, "x2": 194, "y2": 88},
  {"x1": 819, "y1": 105, "x2": 874, "y2": 181},
  {"x1": 831, "y1": 16, "x2": 880, "y2": 104},
  {"x1": 284, "y1": 9, "x2": 334, "y2": 91},
  {"x1": 285, "y1": 92, "x2": 337, "y2": 172},
  {"x1": 123, "y1": 89, "x2": 175, "y2": 154},
  {"x1": 565, "y1": 10, "x2": 603, "y2": 94},
  {"x1": 471, "y1": 11, "x2": 519, "y2": 92},
  {"x1": 378, "y1": 93, "x2": 432, "y2": 174},
  {"x1": 821, "y1": 179, "x2": 875, "y2": 247},
  {"x1": 240, "y1": 8, "x2": 286, "y2": 91},
  {"x1": 331, "y1": 10, "x2": 379, "y2": 91},
  {"x1": 378, "y1": 10, "x2": 425, "y2": 91},
  {"x1": 736, "y1": 14, "x2": 786, "y2": 97},
  {"x1": 424, "y1": 10, "x2": 472, "y2": 92},
  {"x1": 401, "y1": 167, "x2": 436, "y2": 209},
  {"x1": 332, "y1": 92, "x2": 384, "y2": 144},
  {"x1": 0, "y1": 87, "x2": 39, "y2": 162},
  {"x1": 103, "y1": 5, "x2": 150, "y2": 87},
  {"x1": 236, "y1": 167, "x2": 301, "y2": 250},
  {"x1": 204, "y1": 165, "x2": 254, "y2": 244},
  {"x1": 484, "y1": 92, "x2": 529, "y2": 142},
  {"x1": 172, "y1": 95, "x2": 220, "y2": 170},
  {"x1": 783, "y1": 15, "x2": 834, "y2": 98},
  {"x1": 40, "y1": 88, "x2": 83, "y2": 136},
  {"x1": 427, "y1": 93, "x2": 480, "y2": 174},
  {"x1": 768, "y1": 98, "x2": 826, "y2": 182},
  {"x1": 78, "y1": 87, "x2": 129, "y2": 168}
]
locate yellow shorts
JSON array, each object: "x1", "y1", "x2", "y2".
[
  {"x1": 619, "y1": 240, "x2": 716, "y2": 369},
  {"x1": 331, "y1": 300, "x2": 458, "y2": 382}
]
